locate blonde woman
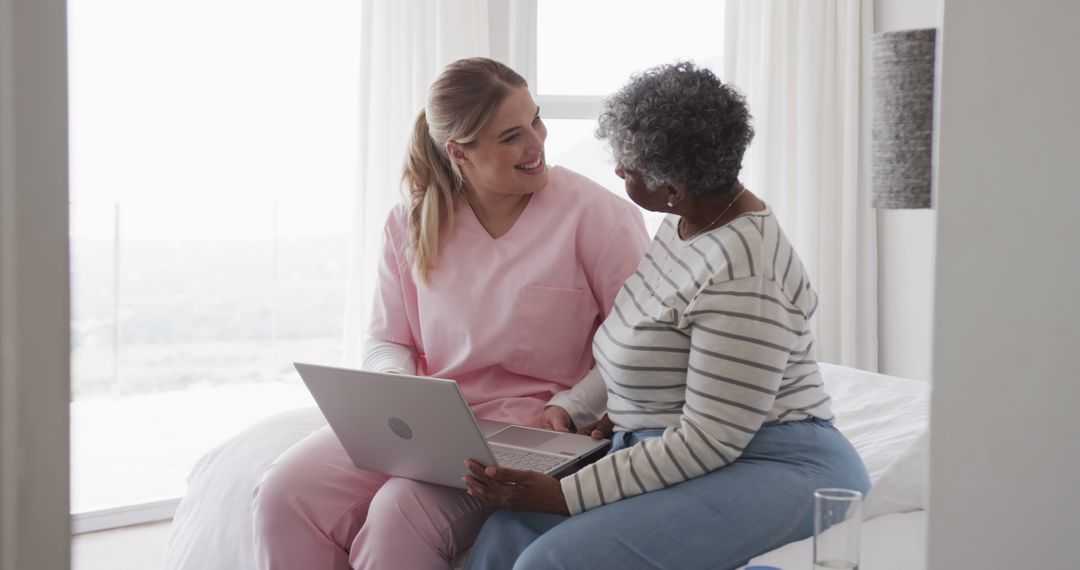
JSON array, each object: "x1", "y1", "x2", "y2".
[{"x1": 251, "y1": 58, "x2": 649, "y2": 570}]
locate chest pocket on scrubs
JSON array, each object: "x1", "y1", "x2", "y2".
[{"x1": 509, "y1": 285, "x2": 599, "y2": 382}]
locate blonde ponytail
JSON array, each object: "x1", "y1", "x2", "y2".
[
  {"x1": 399, "y1": 57, "x2": 527, "y2": 284},
  {"x1": 402, "y1": 110, "x2": 460, "y2": 284}
]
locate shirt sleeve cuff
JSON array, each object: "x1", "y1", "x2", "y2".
[
  {"x1": 361, "y1": 337, "x2": 417, "y2": 375},
  {"x1": 560, "y1": 472, "x2": 588, "y2": 516}
]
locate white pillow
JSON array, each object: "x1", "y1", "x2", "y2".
[{"x1": 863, "y1": 427, "x2": 929, "y2": 519}]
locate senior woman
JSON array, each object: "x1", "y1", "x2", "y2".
[{"x1": 462, "y1": 61, "x2": 871, "y2": 570}]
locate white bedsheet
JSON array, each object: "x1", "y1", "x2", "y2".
[
  {"x1": 163, "y1": 406, "x2": 328, "y2": 570},
  {"x1": 163, "y1": 363, "x2": 930, "y2": 570}
]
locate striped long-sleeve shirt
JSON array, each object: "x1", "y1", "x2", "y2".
[{"x1": 560, "y1": 207, "x2": 832, "y2": 514}]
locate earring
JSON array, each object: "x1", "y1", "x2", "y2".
[{"x1": 667, "y1": 201, "x2": 674, "y2": 207}]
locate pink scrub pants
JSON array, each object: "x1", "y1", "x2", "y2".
[{"x1": 252, "y1": 425, "x2": 492, "y2": 570}]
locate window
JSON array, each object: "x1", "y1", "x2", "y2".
[
  {"x1": 68, "y1": 0, "x2": 362, "y2": 521},
  {"x1": 66, "y1": 0, "x2": 725, "y2": 531},
  {"x1": 520, "y1": 0, "x2": 725, "y2": 236}
]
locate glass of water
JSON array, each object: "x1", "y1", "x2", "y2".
[{"x1": 813, "y1": 488, "x2": 863, "y2": 570}]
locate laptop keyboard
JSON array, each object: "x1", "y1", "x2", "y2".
[{"x1": 491, "y1": 446, "x2": 566, "y2": 473}]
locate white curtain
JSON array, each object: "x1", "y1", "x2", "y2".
[
  {"x1": 722, "y1": 0, "x2": 878, "y2": 370},
  {"x1": 344, "y1": 0, "x2": 879, "y2": 370},
  {"x1": 343, "y1": 0, "x2": 494, "y2": 365}
]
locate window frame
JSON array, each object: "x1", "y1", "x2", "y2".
[{"x1": 508, "y1": 0, "x2": 603, "y2": 122}]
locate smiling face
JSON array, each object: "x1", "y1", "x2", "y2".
[{"x1": 450, "y1": 86, "x2": 548, "y2": 197}]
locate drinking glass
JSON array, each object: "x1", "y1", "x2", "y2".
[{"x1": 813, "y1": 488, "x2": 863, "y2": 570}]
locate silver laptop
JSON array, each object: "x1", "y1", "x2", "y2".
[{"x1": 294, "y1": 362, "x2": 610, "y2": 490}]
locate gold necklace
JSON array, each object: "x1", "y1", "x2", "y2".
[{"x1": 679, "y1": 187, "x2": 747, "y2": 240}]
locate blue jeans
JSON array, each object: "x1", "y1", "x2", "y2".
[{"x1": 466, "y1": 419, "x2": 870, "y2": 570}]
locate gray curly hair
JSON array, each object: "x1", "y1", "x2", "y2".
[{"x1": 597, "y1": 61, "x2": 754, "y2": 199}]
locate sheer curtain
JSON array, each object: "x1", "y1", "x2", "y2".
[
  {"x1": 723, "y1": 0, "x2": 878, "y2": 370},
  {"x1": 344, "y1": 1, "x2": 879, "y2": 370},
  {"x1": 343, "y1": 0, "x2": 494, "y2": 364}
]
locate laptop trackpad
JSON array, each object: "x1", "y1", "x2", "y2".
[{"x1": 487, "y1": 426, "x2": 560, "y2": 448}]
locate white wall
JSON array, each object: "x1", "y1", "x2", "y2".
[
  {"x1": 929, "y1": 0, "x2": 1080, "y2": 566},
  {"x1": 874, "y1": 0, "x2": 940, "y2": 382},
  {"x1": 0, "y1": 0, "x2": 72, "y2": 568}
]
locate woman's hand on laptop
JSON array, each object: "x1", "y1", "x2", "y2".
[
  {"x1": 463, "y1": 460, "x2": 570, "y2": 516},
  {"x1": 534, "y1": 406, "x2": 575, "y2": 433},
  {"x1": 577, "y1": 414, "x2": 614, "y2": 440}
]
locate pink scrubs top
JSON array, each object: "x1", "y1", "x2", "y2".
[{"x1": 368, "y1": 166, "x2": 648, "y2": 423}]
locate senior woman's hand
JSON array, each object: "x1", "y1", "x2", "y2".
[
  {"x1": 463, "y1": 460, "x2": 570, "y2": 515},
  {"x1": 577, "y1": 413, "x2": 614, "y2": 439},
  {"x1": 533, "y1": 405, "x2": 575, "y2": 433}
]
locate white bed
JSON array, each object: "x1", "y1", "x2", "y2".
[{"x1": 163, "y1": 363, "x2": 931, "y2": 570}]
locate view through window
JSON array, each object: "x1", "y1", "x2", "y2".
[
  {"x1": 68, "y1": 0, "x2": 362, "y2": 514},
  {"x1": 67, "y1": 0, "x2": 724, "y2": 517},
  {"x1": 535, "y1": 0, "x2": 725, "y2": 237}
]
